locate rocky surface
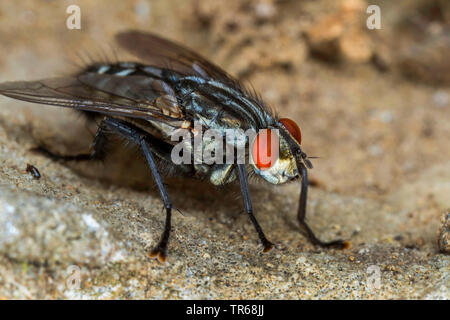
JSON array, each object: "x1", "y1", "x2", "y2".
[
  {"x1": 438, "y1": 212, "x2": 450, "y2": 254},
  {"x1": 0, "y1": 0, "x2": 448, "y2": 299}
]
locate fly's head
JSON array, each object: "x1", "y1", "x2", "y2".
[{"x1": 251, "y1": 118, "x2": 312, "y2": 185}]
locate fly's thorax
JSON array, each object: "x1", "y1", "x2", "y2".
[{"x1": 183, "y1": 89, "x2": 250, "y2": 134}]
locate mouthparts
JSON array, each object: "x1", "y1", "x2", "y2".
[{"x1": 298, "y1": 150, "x2": 313, "y2": 169}]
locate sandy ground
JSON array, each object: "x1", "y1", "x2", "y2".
[{"x1": 0, "y1": 0, "x2": 448, "y2": 299}]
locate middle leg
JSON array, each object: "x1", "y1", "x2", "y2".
[
  {"x1": 236, "y1": 164, "x2": 274, "y2": 252},
  {"x1": 101, "y1": 117, "x2": 173, "y2": 262}
]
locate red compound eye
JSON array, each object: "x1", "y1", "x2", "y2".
[
  {"x1": 251, "y1": 129, "x2": 279, "y2": 170},
  {"x1": 280, "y1": 118, "x2": 302, "y2": 144}
]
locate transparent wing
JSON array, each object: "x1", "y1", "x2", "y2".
[
  {"x1": 0, "y1": 75, "x2": 183, "y2": 122},
  {"x1": 115, "y1": 30, "x2": 237, "y2": 83}
]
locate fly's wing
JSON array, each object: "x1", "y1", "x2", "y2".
[
  {"x1": 115, "y1": 30, "x2": 238, "y2": 85},
  {"x1": 115, "y1": 31, "x2": 275, "y2": 127},
  {"x1": 0, "y1": 75, "x2": 184, "y2": 122}
]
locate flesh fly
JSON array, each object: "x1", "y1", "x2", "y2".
[{"x1": 0, "y1": 31, "x2": 348, "y2": 262}]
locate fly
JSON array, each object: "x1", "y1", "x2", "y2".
[{"x1": 0, "y1": 31, "x2": 349, "y2": 262}]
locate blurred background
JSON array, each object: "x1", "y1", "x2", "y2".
[{"x1": 0, "y1": 0, "x2": 448, "y2": 299}]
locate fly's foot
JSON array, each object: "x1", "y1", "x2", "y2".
[
  {"x1": 30, "y1": 145, "x2": 57, "y2": 158},
  {"x1": 149, "y1": 246, "x2": 167, "y2": 263},
  {"x1": 300, "y1": 220, "x2": 351, "y2": 250},
  {"x1": 262, "y1": 240, "x2": 275, "y2": 252},
  {"x1": 314, "y1": 239, "x2": 351, "y2": 250},
  {"x1": 30, "y1": 145, "x2": 91, "y2": 161}
]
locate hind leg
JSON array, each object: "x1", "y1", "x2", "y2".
[
  {"x1": 32, "y1": 120, "x2": 109, "y2": 161},
  {"x1": 35, "y1": 116, "x2": 176, "y2": 261}
]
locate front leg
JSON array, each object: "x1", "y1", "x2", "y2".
[
  {"x1": 297, "y1": 162, "x2": 349, "y2": 249},
  {"x1": 236, "y1": 164, "x2": 274, "y2": 252}
]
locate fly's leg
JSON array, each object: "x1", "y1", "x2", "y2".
[
  {"x1": 140, "y1": 138, "x2": 172, "y2": 263},
  {"x1": 236, "y1": 164, "x2": 274, "y2": 252},
  {"x1": 102, "y1": 117, "x2": 172, "y2": 263},
  {"x1": 34, "y1": 116, "x2": 174, "y2": 261},
  {"x1": 32, "y1": 122, "x2": 108, "y2": 161},
  {"x1": 298, "y1": 163, "x2": 349, "y2": 249}
]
